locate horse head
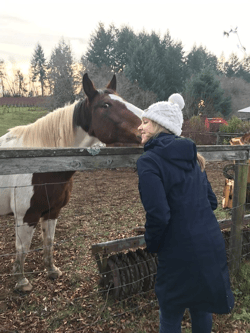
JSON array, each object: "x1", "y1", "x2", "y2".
[{"x1": 73, "y1": 74, "x2": 143, "y2": 145}]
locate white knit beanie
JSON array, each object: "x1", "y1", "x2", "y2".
[{"x1": 142, "y1": 94, "x2": 185, "y2": 136}]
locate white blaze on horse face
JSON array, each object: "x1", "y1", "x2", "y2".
[{"x1": 109, "y1": 94, "x2": 144, "y2": 118}]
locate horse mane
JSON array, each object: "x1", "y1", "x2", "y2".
[{"x1": 9, "y1": 101, "x2": 79, "y2": 147}]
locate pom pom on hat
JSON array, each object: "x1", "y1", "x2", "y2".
[
  {"x1": 168, "y1": 93, "x2": 185, "y2": 110},
  {"x1": 143, "y1": 93, "x2": 185, "y2": 136}
]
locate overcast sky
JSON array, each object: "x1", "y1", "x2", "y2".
[{"x1": 1, "y1": 0, "x2": 249, "y2": 74}]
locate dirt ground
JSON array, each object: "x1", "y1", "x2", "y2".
[{"x1": 0, "y1": 162, "x2": 249, "y2": 332}]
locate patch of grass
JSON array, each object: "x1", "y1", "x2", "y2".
[
  {"x1": 233, "y1": 308, "x2": 250, "y2": 322},
  {"x1": 0, "y1": 106, "x2": 48, "y2": 137},
  {"x1": 231, "y1": 261, "x2": 250, "y2": 323},
  {"x1": 47, "y1": 302, "x2": 84, "y2": 331},
  {"x1": 214, "y1": 205, "x2": 231, "y2": 221}
]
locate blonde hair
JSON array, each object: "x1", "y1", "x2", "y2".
[
  {"x1": 197, "y1": 153, "x2": 206, "y2": 172},
  {"x1": 148, "y1": 119, "x2": 206, "y2": 171}
]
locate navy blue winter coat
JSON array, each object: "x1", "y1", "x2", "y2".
[{"x1": 137, "y1": 133, "x2": 234, "y2": 314}]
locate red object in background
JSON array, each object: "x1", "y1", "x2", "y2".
[{"x1": 205, "y1": 118, "x2": 228, "y2": 131}]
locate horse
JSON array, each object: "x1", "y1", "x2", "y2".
[{"x1": 0, "y1": 73, "x2": 143, "y2": 292}]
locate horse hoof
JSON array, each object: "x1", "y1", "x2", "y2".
[
  {"x1": 48, "y1": 267, "x2": 62, "y2": 280},
  {"x1": 14, "y1": 278, "x2": 33, "y2": 292}
]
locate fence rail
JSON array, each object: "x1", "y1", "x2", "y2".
[
  {"x1": 0, "y1": 145, "x2": 250, "y2": 175},
  {"x1": 182, "y1": 131, "x2": 246, "y2": 145}
]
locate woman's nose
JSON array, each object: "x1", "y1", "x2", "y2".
[{"x1": 138, "y1": 124, "x2": 142, "y2": 130}]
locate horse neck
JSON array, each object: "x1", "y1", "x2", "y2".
[
  {"x1": 72, "y1": 99, "x2": 103, "y2": 148},
  {"x1": 7, "y1": 101, "x2": 100, "y2": 148},
  {"x1": 73, "y1": 126, "x2": 102, "y2": 147}
]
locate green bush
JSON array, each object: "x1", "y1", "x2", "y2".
[
  {"x1": 220, "y1": 116, "x2": 250, "y2": 133},
  {"x1": 189, "y1": 116, "x2": 206, "y2": 132}
]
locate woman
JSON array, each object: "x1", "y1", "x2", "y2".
[{"x1": 136, "y1": 94, "x2": 234, "y2": 333}]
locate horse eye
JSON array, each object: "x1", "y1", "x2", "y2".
[{"x1": 103, "y1": 103, "x2": 110, "y2": 109}]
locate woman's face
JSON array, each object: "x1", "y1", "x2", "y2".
[{"x1": 138, "y1": 118, "x2": 155, "y2": 144}]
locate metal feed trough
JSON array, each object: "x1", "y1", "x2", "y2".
[
  {"x1": 92, "y1": 234, "x2": 157, "y2": 300},
  {"x1": 92, "y1": 219, "x2": 250, "y2": 300}
]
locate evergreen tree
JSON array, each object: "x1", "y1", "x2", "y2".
[
  {"x1": 84, "y1": 25, "x2": 186, "y2": 100},
  {"x1": 238, "y1": 55, "x2": 250, "y2": 82},
  {"x1": 30, "y1": 43, "x2": 47, "y2": 96},
  {"x1": 124, "y1": 30, "x2": 186, "y2": 101},
  {"x1": 124, "y1": 36, "x2": 161, "y2": 93},
  {"x1": 183, "y1": 68, "x2": 231, "y2": 118},
  {"x1": 161, "y1": 31, "x2": 186, "y2": 99},
  {"x1": 86, "y1": 22, "x2": 117, "y2": 70},
  {"x1": 186, "y1": 45, "x2": 218, "y2": 76},
  {"x1": 48, "y1": 39, "x2": 75, "y2": 108},
  {"x1": 113, "y1": 26, "x2": 136, "y2": 73},
  {"x1": 124, "y1": 32, "x2": 164, "y2": 96},
  {"x1": 225, "y1": 53, "x2": 241, "y2": 77}
]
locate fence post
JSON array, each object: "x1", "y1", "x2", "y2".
[
  {"x1": 229, "y1": 159, "x2": 249, "y2": 273},
  {"x1": 216, "y1": 132, "x2": 220, "y2": 145}
]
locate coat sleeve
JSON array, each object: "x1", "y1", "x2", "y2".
[
  {"x1": 137, "y1": 155, "x2": 171, "y2": 253},
  {"x1": 205, "y1": 171, "x2": 218, "y2": 211}
]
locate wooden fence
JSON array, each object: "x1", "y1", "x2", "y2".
[
  {"x1": 0, "y1": 145, "x2": 250, "y2": 273},
  {"x1": 182, "y1": 131, "x2": 246, "y2": 145}
]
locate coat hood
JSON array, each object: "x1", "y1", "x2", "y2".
[{"x1": 144, "y1": 133, "x2": 197, "y2": 171}]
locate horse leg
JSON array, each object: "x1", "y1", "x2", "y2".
[
  {"x1": 41, "y1": 218, "x2": 62, "y2": 279},
  {"x1": 13, "y1": 219, "x2": 35, "y2": 292}
]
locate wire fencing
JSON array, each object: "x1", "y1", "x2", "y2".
[
  {"x1": 0, "y1": 148, "x2": 250, "y2": 332},
  {"x1": 0, "y1": 168, "x2": 160, "y2": 332}
]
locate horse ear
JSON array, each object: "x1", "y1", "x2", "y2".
[
  {"x1": 106, "y1": 75, "x2": 116, "y2": 92},
  {"x1": 82, "y1": 73, "x2": 97, "y2": 100}
]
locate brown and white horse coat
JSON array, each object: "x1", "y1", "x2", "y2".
[{"x1": 0, "y1": 74, "x2": 143, "y2": 291}]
